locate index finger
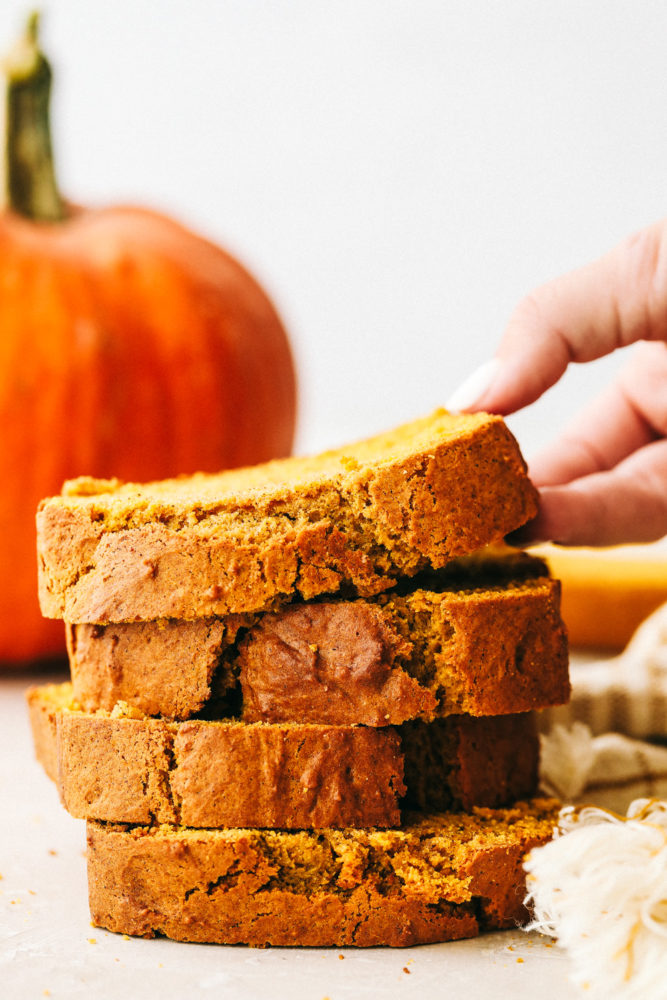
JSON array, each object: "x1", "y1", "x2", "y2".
[{"x1": 449, "y1": 220, "x2": 667, "y2": 416}]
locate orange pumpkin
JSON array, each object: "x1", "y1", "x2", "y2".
[{"x1": 0, "y1": 17, "x2": 296, "y2": 663}]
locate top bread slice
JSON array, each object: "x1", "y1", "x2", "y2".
[{"x1": 37, "y1": 409, "x2": 538, "y2": 624}]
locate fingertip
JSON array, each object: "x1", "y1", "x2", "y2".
[
  {"x1": 506, "y1": 485, "x2": 598, "y2": 547},
  {"x1": 505, "y1": 514, "x2": 551, "y2": 548},
  {"x1": 510, "y1": 468, "x2": 667, "y2": 549},
  {"x1": 524, "y1": 486, "x2": 592, "y2": 546}
]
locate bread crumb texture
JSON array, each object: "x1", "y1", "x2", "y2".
[{"x1": 86, "y1": 798, "x2": 559, "y2": 946}]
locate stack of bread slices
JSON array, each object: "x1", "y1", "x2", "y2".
[{"x1": 28, "y1": 409, "x2": 568, "y2": 948}]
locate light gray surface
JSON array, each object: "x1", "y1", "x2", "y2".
[{"x1": 0, "y1": 670, "x2": 575, "y2": 1000}]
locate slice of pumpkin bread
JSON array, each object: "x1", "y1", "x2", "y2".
[
  {"x1": 86, "y1": 798, "x2": 559, "y2": 946},
  {"x1": 27, "y1": 683, "x2": 538, "y2": 829},
  {"x1": 66, "y1": 550, "x2": 568, "y2": 724},
  {"x1": 37, "y1": 409, "x2": 538, "y2": 624}
]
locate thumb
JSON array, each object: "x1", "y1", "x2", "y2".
[{"x1": 508, "y1": 439, "x2": 667, "y2": 547}]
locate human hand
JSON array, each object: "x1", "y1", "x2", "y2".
[{"x1": 447, "y1": 221, "x2": 667, "y2": 546}]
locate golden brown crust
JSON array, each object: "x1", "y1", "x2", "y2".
[
  {"x1": 66, "y1": 616, "x2": 249, "y2": 719},
  {"x1": 27, "y1": 684, "x2": 539, "y2": 828},
  {"x1": 28, "y1": 684, "x2": 403, "y2": 828},
  {"x1": 86, "y1": 799, "x2": 559, "y2": 946},
  {"x1": 27, "y1": 686, "x2": 59, "y2": 783},
  {"x1": 37, "y1": 411, "x2": 538, "y2": 624}
]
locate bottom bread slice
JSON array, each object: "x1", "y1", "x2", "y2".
[{"x1": 87, "y1": 798, "x2": 558, "y2": 947}]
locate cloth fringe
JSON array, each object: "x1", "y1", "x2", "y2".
[{"x1": 525, "y1": 799, "x2": 667, "y2": 999}]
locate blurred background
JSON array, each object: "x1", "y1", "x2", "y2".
[{"x1": 2, "y1": 0, "x2": 666, "y2": 459}]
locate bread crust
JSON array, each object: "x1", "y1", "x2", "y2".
[
  {"x1": 37, "y1": 411, "x2": 538, "y2": 624},
  {"x1": 86, "y1": 799, "x2": 559, "y2": 946},
  {"x1": 27, "y1": 683, "x2": 538, "y2": 828},
  {"x1": 66, "y1": 616, "x2": 248, "y2": 720}
]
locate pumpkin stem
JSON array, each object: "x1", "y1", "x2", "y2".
[{"x1": 1, "y1": 12, "x2": 65, "y2": 221}]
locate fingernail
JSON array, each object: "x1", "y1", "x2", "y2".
[{"x1": 446, "y1": 358, "x2": 502, "y2": 412}]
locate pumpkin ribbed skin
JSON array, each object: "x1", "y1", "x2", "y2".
[{"x1": 0, "y1": 206, "x2": 296, "y2": 662}]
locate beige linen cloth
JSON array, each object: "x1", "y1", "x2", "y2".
[
  {"x1": 538, "y1": 597, "x2": 667, "y2": 812},
  {"x1": 541, "y1": 598, "x2": 667, "y2": 743},
  {"x1": 527, "y1": 601, "x2": 667, "y2": 999}
]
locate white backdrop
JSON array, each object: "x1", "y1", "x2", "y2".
[{"x1": 3, "y1": 1, "x2": 666, "y2": 459}]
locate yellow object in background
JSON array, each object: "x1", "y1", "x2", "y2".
[{"x1": 532, "y1": 544, "x2": 667, "y2": 651}]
